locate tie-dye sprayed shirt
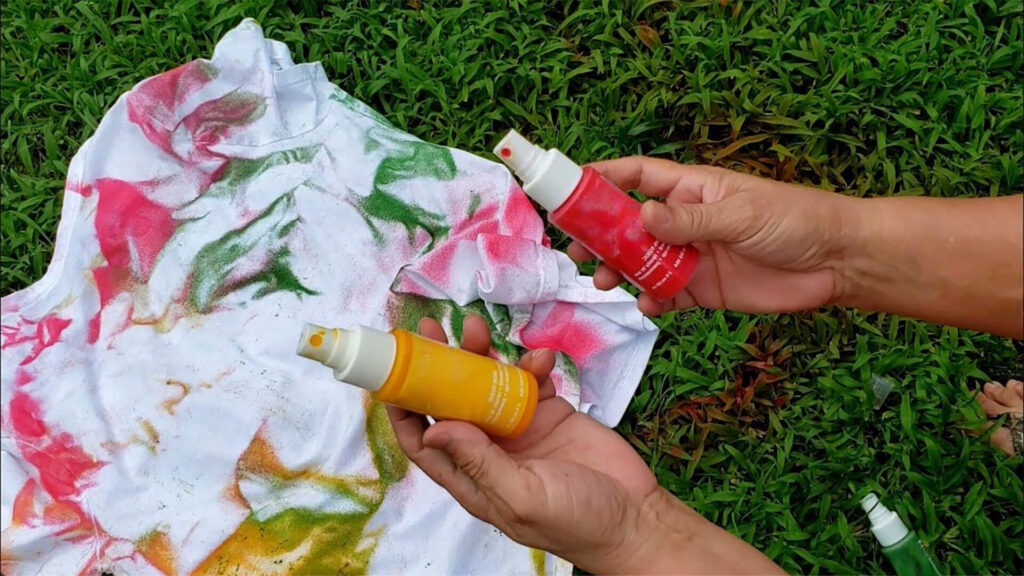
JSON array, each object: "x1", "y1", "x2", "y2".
[{"x1": 0, "y1": 20, "x2": 657, "y2": 575}]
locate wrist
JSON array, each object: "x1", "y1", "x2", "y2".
[
  {"x1": 589, "y1": 487, "x2": 788, "y2": 575},
  {"x1": 629, "y1": 488, "x2": 707, "y2": 573},
  {"x1": 575, "y1": 488, "x2": 706, "y2": 574},
  {"x1": 830, "y1": 194, "x2": 878, "y2": 308}
]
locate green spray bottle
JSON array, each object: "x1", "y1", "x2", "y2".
[{"x1": 860, "y1": 493, "x2": 943, "y2": 576}]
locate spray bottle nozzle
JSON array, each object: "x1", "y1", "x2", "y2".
[
  {"x1": 493, "y1": 129, "x2": 545, "y2": 182},
  {"x1": 297, "y1": 323, "x2": 340, "y2": 364},
  {"x1": 860, "y1": 493, "x2": 882, "y2": 514},
  {"x1": 859, "y1": 492, "x2": 910, "y2": 547},
  {"x1": 491, "y1": 129, "x2": 583, "y2": 212},
  {"x1": 296, "y1": 323, "x2": 397, "y2": 392}
]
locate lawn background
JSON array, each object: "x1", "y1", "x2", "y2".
[{"x1": 1, "y1": 0, "x2": 1021, "y2": 573}]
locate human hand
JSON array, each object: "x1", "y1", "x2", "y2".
[
  {"x1": 387, "y1": 315, "x2": 784, "y2": 574},
  {"x1": 569, "y1": 157, "x2": 856, "y2": 316},
  {"x1": 387, "y1": 315, "x2": 658, "y2": 571}
]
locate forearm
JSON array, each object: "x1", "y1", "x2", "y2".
[
  {"x1": 836, "y1": 194, "x2": 1023, "y2": 338},
  {"x1": 584, "y1": 488, "x2": 784, "y2": 575}
]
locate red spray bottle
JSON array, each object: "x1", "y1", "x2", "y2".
[{"x1": 494, "y1": 130, "x2": 699, "y2": 301}]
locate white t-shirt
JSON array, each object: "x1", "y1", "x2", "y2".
[{"x1": 0, "y1": 19, "x2": 657, "y2": 575}]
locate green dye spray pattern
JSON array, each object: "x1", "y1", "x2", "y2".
[
  {"x1": 387, "y1": 293, "x2": 521, "y2": 362},
  {"x1": 354, "y1": 127, "x2": 456, "y2": 250},
  {"x1": 187, "y1": 191, "x2": 316, "y2": 313}
]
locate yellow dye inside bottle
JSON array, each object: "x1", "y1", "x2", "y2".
[{"x1": 296, "y1": 323, "x2": 538, "y2": 439}]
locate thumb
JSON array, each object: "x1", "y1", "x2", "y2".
[
  {"x1": 641, "y1": 197, "x2": 751, "y2": 245},
  {"x1": 423, "y1": 421, "x2": 523, "y2": 494}
]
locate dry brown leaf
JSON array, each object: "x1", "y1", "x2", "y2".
[{"x1": 636, "y1": 25, "x2": 662, "y2": 49}]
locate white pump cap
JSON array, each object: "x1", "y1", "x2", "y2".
[
  {"x1": 860, "y1": 492, "x2": 910, "y2": 547},
  {"x1": 296, "y1": 323, "x2": 397, "y2": 391},
  {"x1": 493, "y1": 129, "x2": 584, "y2": 212}
]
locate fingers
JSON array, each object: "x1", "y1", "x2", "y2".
[
  {"x1": 520, "y1": 348, "x2": 556, "y2": 402},
  {"x1": 519, "y1": 348, "x2": 556, "y2": 383},
  {"x1": 457, "y1": 316, "x2": 556, "y2": 402},
  {"x1": 570, "y1": 245, "x2": 623, "y2": 292},
  {"x1": 388, "y1": 406, "x2": 493, "y2": 512},
  {"x1": 637, "y1": 294, "x2": 670, "y2": 317},
  {"x1": 537, "y1": 376, "x2": 556, "y2": 401},
  {"x1": 397, "y1": 315, "x2": 562, "y2": 524},
  {"x1": 418, "y1": 317, "x2": 448, "y2": 343},
  {"x1": 460, "y1": 315, "x2": 492, "y2": 356},
  {"x1": 498, "y1": 396, "x2": 576, "y2": 451},
  {"x1": 386, "y1": 404, "x2": 468, "y2": 486},
  {"x1": 640, "y1": 194, "x2": 754, "y2": 245},
  {"x1": 587, "y1": 156, "x2": 694, "y2": 199},
  {"x1": 593, "y1": 264, "x2": 624, "y2": 291},
  {"x1": 637, "y1": 293, "x2": 678, "y2": 317},
  {"x1": 387, "y1": 405, "x2": 428, "y2": 452},
  {"x1": 419, "y1": 315, "x2": 493, "y2": 357},
  {"x1": 567, "y1": 242, "x2": 595, "y2": 263},
  {"x1": 422, "y1": 420, "x2": 533, "y2": 507},
  {"x1": 418, "y1": 314, "x2": 555, "y2": 399},
  {"x1": 419, "y1": 314, "x2": 557, "y2": 401}
]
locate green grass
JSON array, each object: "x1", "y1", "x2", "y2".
[{"x1": 2, "y1": 0, "x2": 1022, "y2": 573}]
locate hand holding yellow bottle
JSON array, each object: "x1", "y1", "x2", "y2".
[{"x1": 297, "y1": 322, "x2": 538, "y2": 438}]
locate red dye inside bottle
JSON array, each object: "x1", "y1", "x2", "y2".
[
  {"x1": 550, "y1": 167, "x2": 699, "y2": 301},
  {"x1": 494, "y1": 129, "x2": 700, "y2": 301}
]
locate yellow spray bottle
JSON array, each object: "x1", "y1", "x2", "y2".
[{"x1": 296, "y1": 323, "x2": 538, "y2": 438}]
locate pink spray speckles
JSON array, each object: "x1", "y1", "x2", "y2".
[
  {"x1": 1, "y1": 315, "x2": 72, "y2": 365},
  {"x1": 5, "y1": 369, "x2": 111, "y2": 569},
  {"x1": 400, "y1": 201, "x2": 501, "y2": 294},
  {"x1": 129, "y1": 88, "x2": 265, "y2": 166},
  {"x1": 65, "y1": 181, "x2": 93, "y2": 198},
  {"x1": 15, "y1": 368, "x2": 33, "y2": 386},
  {"x1": 93, "y1": 179, "x2": 176, "y2": 292},
  {"x1": 126, "y1": 61, "x2": 218, "y2": 159},
  {"x1": 88, "y1": 179, "x2": 176, "y2": 342},
  {"x1": 131, "y1": 61, "x2": 218, "y2": 118},
  {"x1": 7, "y1": 371, "x2": 104, "y2": 502},
  {"x1": 126, "y1": 60, "x2": 265, "y2": 200},
  {"x1": 20, "y1": 429, "x2": 104, "y2": 501},
  {"x1": 500, "y1": 183, "x2": 545, "y2": 240},
  {"x1": 479, "y1": 235, "x2": 530, "y2": 270},
  {"x1": 5, "y1": 366, "x2": 130, "y2": 574},
  {"x1": 397, "y1": 177, "x2": 549, "y2": 296},
  {"x1": 181, "y1": 92, "x2": 266, "y2": 151},
  {"x1": 518, "y1": 302, "x2": 606, "y2": 365},
  {"x1": 10, "y1": 391, "x2": 47, "y2": 438}
]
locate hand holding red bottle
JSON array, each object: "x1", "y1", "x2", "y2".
[
  {"x1": 495, "y1": 131, "x2": 700, "y2": 301},
  {"x1": 569, "y1": 157, "x2": 851, "y2": 317}
]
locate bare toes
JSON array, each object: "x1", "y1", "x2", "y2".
[
  {"x1": 1007, "y1": 379, "x2": 1023, "y2": 399},
  {"x1": 988, "y1": 427, "x2": 1016, "y2": 457},
  {"x1": 987, "y1": 381, "x2": 1024, "y2": 410},
  {"x1": 977, "y1": 391, "x2": 1014, "y2": 417}
]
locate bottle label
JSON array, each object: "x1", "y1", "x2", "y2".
[
  {"x1": 551, "y1": 170, "x2": 697, "y2": 300},
  {"x1": 379, "y1": 333, "x2": 534, "y2": 437},
  {"x1": 484, "y1": 364, "x2": 528, "y2": 429}
]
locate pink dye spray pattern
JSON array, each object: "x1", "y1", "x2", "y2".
[{"x1": 88, "y1": 179, "x2": 177, "y2": 343}]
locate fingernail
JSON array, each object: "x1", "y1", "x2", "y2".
[
  {"x1": 536, "y1": 348, "x2": 554, "y2": 363},
  {"x1": 426, "y1": 432, "x2": 452, "y2": 452},
  {"x1": 523, "y1": 348, "x2": 550, "y2": 363},
  {"x1": 985, "y1": 382, "x2": 997, "y2": 392},
  {"x1": 641, "y1": 201, "x2": 668, "y2": 228}
]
